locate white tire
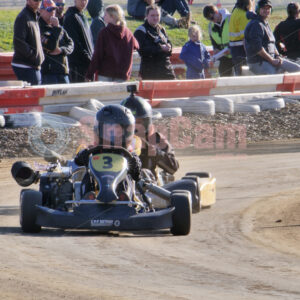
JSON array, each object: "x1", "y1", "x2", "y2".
[
  {"x1": 234, "y1": 103, "x2": 261, "y2": 113},
  {"x1": 82, "y1": 99, "x2": 104, "y2": 112},
  {"x1": 153, "y1": 107, "x2": 182, "y2": 117},
  {"x1": 159, "y1": 99, "x2": 215, "y2": 115},
  {"x1": 69, "y1": 106, "x2": 96, "y2": 124},
  {"x1": 250, "y1": 97, "x2": 285, "y2": 111},
  {"x1": 0, "y1": 114, "x2": 5, "y2": 127}
]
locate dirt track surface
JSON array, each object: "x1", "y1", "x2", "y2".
[{"x1": 1, "y1": 144, "x2": 300, "y2": 299}]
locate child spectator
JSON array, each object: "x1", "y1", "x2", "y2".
[{"x1": 180, "y1": 25, "x2": 210, "y2": 79}]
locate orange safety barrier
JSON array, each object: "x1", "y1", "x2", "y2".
[
  {"x1": 0, "y1": 52, "x2": 16, "y2": 80},
  {"x1": 0, "y1": 87, "x2": 46, "y2": 107},
  {"x1": 137, "y1": 79, "x2": 218, "y2": 106},
  {"x1": 277, "y1": 73, "x2": 300, "y2": 92}
]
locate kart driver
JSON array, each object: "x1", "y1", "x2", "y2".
[
  {"x1": 74, "y1": 104, "x2": 142, "y2": 195},
  {"x1": 120, "y1": 92, "x2": 179, "y2": 179}
]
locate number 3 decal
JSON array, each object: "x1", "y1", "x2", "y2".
[{"x1": 102, "y1": 156, "x2": 113, "y2": 169}]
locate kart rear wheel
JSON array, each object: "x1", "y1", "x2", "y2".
[
  {"x1": 181, "y1": 175, "x2": 201, "y2": 213},
  {"x1": 20, "y1": 189, "x2": 42, "y2": 233},
  {"x1": 185, "y1": 172, "x2": 211, "y2": 178},
  {"x1": 170, "y1": 191, "x2": 191, "y2": 236}
]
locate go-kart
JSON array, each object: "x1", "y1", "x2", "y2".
[
  {"x1": 11, "y1": 146, "x2": 192, "y2": 235},
  {"x1": 148, "y1": 168, "x2": 216, "y2": 213}
]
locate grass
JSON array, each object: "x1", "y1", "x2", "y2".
[{"x1": 0, "y1": 6, "x2": 287, "y2": 52}]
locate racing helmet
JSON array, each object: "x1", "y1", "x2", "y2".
[
  {"x1": 120, "y1": 92, "x2": 152, "y2": 136},
  {"x1": 94, "y1": 104, "x2": 135, "y2": 149}
]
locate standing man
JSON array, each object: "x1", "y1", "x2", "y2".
[
  {"x1": 11, "y1": 0, "x2": 45, "y2": 85},
  {"x1": 39, "y1": 0, "x2": 74, "y2": 84},
  {"x1": 53, "y1": 0, "x2": 66, "y2": 26},
  {"x1": 203, "y1": 4, "x2": 234, "y2": 76},
  {"x1": 244, "y1": 0, "x2": 300, "y2": 74},
  {"x1": 63, "y1": 0, "x2": 93, "y2": 82},
  {"x1": 274, "y1": 2, "x2": 300, "y2": 62}
]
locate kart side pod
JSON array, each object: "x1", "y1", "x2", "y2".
[{"x1": 11, "y1": 161, "x2": 39, "y2": 187}]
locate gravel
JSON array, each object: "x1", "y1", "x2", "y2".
[{"x1": 1, "y1": 103, "x2": 300, "y2": 159}]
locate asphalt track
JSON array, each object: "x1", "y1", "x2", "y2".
[{"x1": 0, "y1": 142, "x2": 300, "y2": 299}]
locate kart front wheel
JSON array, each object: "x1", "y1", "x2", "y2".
[
  {"x1": 20, "y1": 189, "x2": 42, "y2": 233},
  {"x1": 181, "y1": 175, "x2": 201, "y2": 213},
  {"x1": 170, "y1": 191, "x2": 191, "y2": 236}
]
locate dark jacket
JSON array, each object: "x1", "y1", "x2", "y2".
[
  {"x1": 87, "y1": 0, "x2": 105, "y2": 45},
  {"x1": 127, "y1": 0, "x2": 147, "y2": 19},
  {"x1": 244, "y1": 14, "x2": 277, "y2": 64},
  {"x1": 134, "y1": 21, "x2": 176, "y2": 80},
  {"x1": 63, "y1": 6, "x2": 93, "y2": 67},
  {"x1": 86, "y1": 23, "x2": 139, "y2": 81},
  {"x1": 274, "y1": 17, "x2": 300, "y2": 60},
  {"x1": 39, "y1": 18, "x2": 74, "y2": 75},
  {"x1": 12, "y1": 5, "x2": 44, "y2": 69},
  {"x1": 180, "y1": 40, "x2": 210, "y2": 79},
  {"x1": 140, "y1": 132, "x2": 179, "y2": 176}
]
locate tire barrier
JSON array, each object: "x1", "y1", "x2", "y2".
[
  {"x1": 249, "y1": 97, "x2": 285, "y2": 111},
  {"x1": 152, "y1": 110, "x2": 163, "y2": 120},
  {"x1": 193, "y1": 96, "x2": 234, "y2": 114},
  {"x1": 82, "y1": 98, "x2": 104, "y2": 112},
  {"x1": 159, "y1": 99, "x2": 215, "y2": 115},
  {"x1": 2, "y1": 112, "x2": 80, "y2": 128},
  {"x1": 152, "y1": 107, "x2": 182, "y2": 117},
  {"x1": 234, "y1": 103, "x2": 261, "y2": 114},
  {"x1": 69, "y1": 106, "x2": 96, "y2": 122},
  {"x1": 0, "y1": 114, "x2": 5, "y2": 127}
]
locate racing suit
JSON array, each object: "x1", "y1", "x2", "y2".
[
  {"x1": 139, "y1": 132, "x2": 179, "y2": 179},
  {"x1": 74, "y1": 146, "x2": 142, "y2": 195}
]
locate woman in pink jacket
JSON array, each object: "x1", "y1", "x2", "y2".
[{"x1": 86, "y1": 4, "x2": 139, "y2": 82}]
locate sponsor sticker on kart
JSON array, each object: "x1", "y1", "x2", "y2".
[
  {"x1": 90, "y1": 219, "x2": 121, "y2": 227},
  {"x1": 91, "y1": 219, "x2": 113, "y2": 227}
]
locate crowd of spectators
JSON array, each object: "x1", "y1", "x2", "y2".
[{"x1": 11, "y1": 0, "x2": 300, "y2": 85}]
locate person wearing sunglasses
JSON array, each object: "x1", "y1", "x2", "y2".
[
  {"x1": 203, "y1": 4, "x2": 234, "y2": 77},
  {"x1": 39, "y1": 0, "x2": 74, "y2": 84},
  {"x1": 54, "y1": 0, "x2": 66, "y2": 26},
  {"x1": 11, "y1": 0, "x2": 45, "y2": 85},
  {"x1": 274, "y1": 2, "x2": 300, "y2": 62}
]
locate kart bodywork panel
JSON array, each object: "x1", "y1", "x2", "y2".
[{"x1": 36, "y1": 203, "x2": 174, "y2": 231}]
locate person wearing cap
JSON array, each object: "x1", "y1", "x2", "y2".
[
  {"x1": 274, "y1": 2, "x2": 300, "y2": 62},
  {"x1": 11, "y1": 0, "x2": 45, "y2": 85},
  {"x1": 63, "y1": 0, "x2": 94, "y2": 82},
  {"x1": 53, "y1": 0, "x2": 66, "y2": 26},
  {"x1": 244, "y1": 0, "x2": 300, "y2": 74},
  {"x1": 39, "y1": 0, "x2": 74, "y2": 84},
  {"x1": 203, "y1": 4, "x2": 234, "y2": 77}
]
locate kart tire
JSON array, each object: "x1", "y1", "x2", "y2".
[
  {"x1": 20, "y1": 189, "x2": 42, "y2": 233},
  {"x1": 181, "y1": 175, "x2": 201, "y2": 213},
  {"x1": 185, "y1": 172, "x2": 211, "y2": 178},
  {"x1": 170, "y1": 191, "x2": 191, "y2": 236}
]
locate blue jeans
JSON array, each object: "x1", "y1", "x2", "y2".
[
  {"x1": 42, "y1": 74, "x2": 70, "y2": 84},
  {"x1": 12, "y1": 66, "x2": 41, "y2": 85},
  {"x1": 248, "y1": 58, "x2": 300, "y2": 75},
  {"x1": 160, "y1": 0, "x2": 189, "y2": 16}
]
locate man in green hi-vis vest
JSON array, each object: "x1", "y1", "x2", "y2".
[{"x1": 203, "y1": 4, "x2": 234, "y2": 76}]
